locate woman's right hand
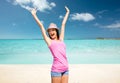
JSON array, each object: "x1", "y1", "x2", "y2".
[{"x1": 31, "y1": 8, "x2": 37, "y2": 15}]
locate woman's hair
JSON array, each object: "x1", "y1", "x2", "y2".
[{"x1": 48, "y1": 29, "x2": 59, "y2": 40}]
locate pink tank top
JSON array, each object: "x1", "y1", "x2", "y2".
[{"x1": 48, "y1": 40, "x2": 68, "y2": 72}]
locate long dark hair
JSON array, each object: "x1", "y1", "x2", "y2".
[{"x1": 48, "y1": 29, "x2": 59, "y2": 40}]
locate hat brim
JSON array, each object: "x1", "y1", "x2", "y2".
[{"x1": 47, "y1": 28, "x2": 59, "y2": 32}]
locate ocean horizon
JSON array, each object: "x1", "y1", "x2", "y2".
[{"x1": 0, "y1": 39, "x2": 120, "y2": 64}]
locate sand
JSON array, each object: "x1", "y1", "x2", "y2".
[{"x1": 0, "y1": 64, "x2": 120, "y2": 83}]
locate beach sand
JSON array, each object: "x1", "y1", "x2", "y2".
[{"x1": 0, "y1": 64, "x2": 120, "y2": 83}]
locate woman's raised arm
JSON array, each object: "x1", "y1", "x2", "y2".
[
  {"x1": 31, "y1": 9, "x2": 51, "y2": 46},
  {"x1": 59, "y1": 6, "x2": 70, "y2": 41}
]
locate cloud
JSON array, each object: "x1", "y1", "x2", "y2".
[
  {"x1": 50, "y1": 2, "x2": 56, "y2": 7},
  {"x1": 8, "y1": 0, "x2": 56, "y2": 12},
  {"x1": 103, "y1": 22, "x2": 120, "y2": 29},
  {"x1": 12, "y1": 23, "x2": 17, "y2": 26},
  {"x1": 97, "y1": 10, "x2": 108, "y2": 14},
  {"x1": 94, "y1": 22, "x2": 120, "y2": 29},
  {"x1": 94, "y1": 23, "x2": 100, "y2": 27},
  {"x1": 96, "y1": 10, "x2": 108, "y2": 19},
  {"x1": 70, "y1": 13, "x2": 95, "y2": 22},
  {"x1": 40, "y1": 20, "x2": 44, "y2": 24},
  {"x1": 59, "y1": 15, "x2": 63, "y2": 19}
]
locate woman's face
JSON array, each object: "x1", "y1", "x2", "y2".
[{"x1": 48, "y1": 28, "x2": 57, "y2": 40}]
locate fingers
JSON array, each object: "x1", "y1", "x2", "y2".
[
  {"x1": 65, "y1": 6, "x2": 68, "y2": 9},
  {"x1": 34, "y1": 7, "x2": 38, "y2": 11},
  {"x1": 31, "y1": 8, "x2": 37, "y2": 15},
  {"x1": 65, "y1": 6, "x2": 70, "y2": 12},
  {"x1": 32, "y1": 8, "x2": 37, "y2": 12}
]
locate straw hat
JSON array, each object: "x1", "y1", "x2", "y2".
[{"x1": 47, "y1": 23, "x2": 59, "y2": 32}]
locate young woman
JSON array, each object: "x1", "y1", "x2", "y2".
[{"x1": 31, "y1": 6, "x2": 70, "y2": 83}]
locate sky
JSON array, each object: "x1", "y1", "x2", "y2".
[{"x1": 0, "y1": 0, "x2": 120, "y2": 39}]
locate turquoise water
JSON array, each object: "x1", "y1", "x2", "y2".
[{"x1": 0, "y1": 39, "x2": 120, "y2": 64}]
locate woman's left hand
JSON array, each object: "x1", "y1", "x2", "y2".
[{"x1": 65, "y1": 6, "x2": 70, "y2": 13}]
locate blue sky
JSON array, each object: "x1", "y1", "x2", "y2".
[{"x1": 0, "y1": 0, "x2": 120, "y2": 39}]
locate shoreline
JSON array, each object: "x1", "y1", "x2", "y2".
[
  {"x1": 0, "y1": 64, "x2": 120, "y2": 83},
  {"x1": 0, "y1": 38, "x2": 120, "y2": 40}
]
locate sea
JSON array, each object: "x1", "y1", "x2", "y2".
[{"x1": 0, "y1": 39, "x2": 120, "y2": 64}]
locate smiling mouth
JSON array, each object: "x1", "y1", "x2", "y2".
[{"x1": 51, "y1": 33, "x2": 55, "y2": 37}]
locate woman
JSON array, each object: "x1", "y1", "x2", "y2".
[{"x1": 31, "y1": 6, "x2": 70, "y2": 83}]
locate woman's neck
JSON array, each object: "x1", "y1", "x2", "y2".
[{"x1": 52, "y1": 38, "x2": 60, "y2": 41}]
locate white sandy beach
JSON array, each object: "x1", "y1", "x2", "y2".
[{"x1": 0, "y1": 64, "x2": 120, "y2": 83}]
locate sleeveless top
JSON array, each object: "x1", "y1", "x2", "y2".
[{"x1": 48, "y1": 40, "x2": 68, "y2": 72}]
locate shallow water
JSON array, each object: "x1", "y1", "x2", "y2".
[{"x1": 0, "y1": 39, "x2": 120, "y2": 64}]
